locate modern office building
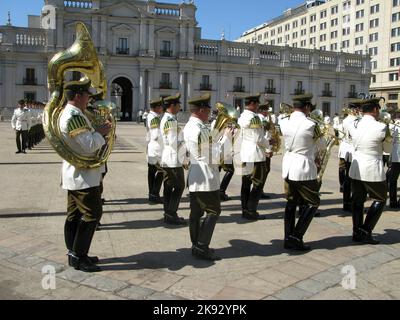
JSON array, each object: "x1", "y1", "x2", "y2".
[{"x1": 238, "y1": 0, "x2": 400, "y2": 109}]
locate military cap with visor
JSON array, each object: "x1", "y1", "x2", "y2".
[
  {"x1": 188, "y1": 93, "x2": 211, "y2": 108},
  {"x1": 63, "y1": 78, "x2": 96, "y2": 95},
  {"x1": 164, "y1": 93, "x2": 181, "y2": 106},
  {"x1": 150, "y1": 97, "x2": 164, "y2": 108},
  {"x1": 244, "y1": 94, "x2": 261, "y2": 105}
]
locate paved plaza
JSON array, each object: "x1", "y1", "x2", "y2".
[{"x1": 0, "y1": 120, "x2": 399, "y2": 300}]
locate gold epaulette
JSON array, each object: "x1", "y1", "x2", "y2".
[
  {"x1": 163, "y1": 118, "x2": 176, "y2": 134},
  {"x1": 67, "y1": 115, "x2": 90, "y2": 138},
  {"x1": 150, "y1": 117, "x2": 161, "y2": 129},
  {"x1": 249, "y1": 116, "x2": 262, "y2": 129}
]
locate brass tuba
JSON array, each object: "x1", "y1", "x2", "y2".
[
  {"x1": 214, "y1": 102, "x2": 240, "y2": 131},
  {"x1": 43, "y1": 22, "x2": 116, "y2": 169}
]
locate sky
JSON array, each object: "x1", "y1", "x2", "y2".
[{"x1": 0, "y1": 0, "x2": 303, "y2": 40}]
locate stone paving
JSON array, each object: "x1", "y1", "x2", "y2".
[{"x1": 0, "y1": 121, "x2": 399, "y2": 300}]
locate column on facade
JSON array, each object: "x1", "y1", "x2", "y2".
[
  {"x1": 179, "y1": 23, "x2": 188, "y2": 58},
  {"x1": 100, "y1": 16, "x2": 107, "y2": 55},
  {"x1": 139, "y1": 69, "x2": 146, "y2": 110},
  {"x1": 148, "y1": 21, "x2": 155, "y2": 56},
  {"x1": 280, "y1": 71, "x2": 291, "y2": 107},
  {"x1": 91, "y1": 15, "x2": 99, "y2": 49},
  {"x1": 5, "y1": 55, "x2": 16, "y2": 108},
  {"x1": 147, "y1": 68, "x2": 154, "y2": 103},
  {"x1": 56, "y1": 11, "x2": 64, "y2": 49},
  {"x1": 139, "y1": 18, "x2": 147, "y2": 55},
  {"x1": 187, "y1": 24, "x2": 194, "y2": 59},
  {"x1": 280, "y1": 45, "x2": 291, "y2": 68}
]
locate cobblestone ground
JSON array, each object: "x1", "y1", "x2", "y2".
[{"x1": 0, "y1": 121, "x2": 399, "y2": 300}]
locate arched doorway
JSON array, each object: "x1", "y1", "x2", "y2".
[{"x1": 111, "y1": 77, "x2": 133, "y2": 121}]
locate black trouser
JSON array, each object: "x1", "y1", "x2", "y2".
[
  {"x1": 241, "y1": 162, "x2": 268, "y2": 213},
  {"x1": 220, "y1": 164, "x2": 234, "y2": 194},
  {"x1": 189, "y1": 191, "x2": 221, "y2": 247},
  {"x1": 15, "y1": 130, "x2": 28, "y2": 152},
  {"x1": 261, "y1": 157, "x2": 271, "y2": 192},
  {"x1": 339, "y1": 159, "x2": 352, "y2": 207},
  {"x1": 284, "y1": 179, "x2": 321, "y2": 241},
  {"x1": 65, "y1": 187, "x2": 102, "y2": 257},
  {"x1": 387, "y1": 162, "x2": 400, "y2": 205},
  {"x1": 148, "y1": 163, "x2": 163, "y2": 198},
  {"x1": 162, "y1": 167, "x2": 185, "y2": 216},
  {"x1": 351, "y1": 180, "x2": 387, "y2": 234}
]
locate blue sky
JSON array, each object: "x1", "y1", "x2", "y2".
[{"x1": 0, "y1": 0, "x2": 303, "y2": 40}]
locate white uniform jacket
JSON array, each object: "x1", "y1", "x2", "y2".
[
  {"x1": 237, "y1": 110, "x2": 268, "y2": 163},
  {"x1": 11, "y1": 108, "x2": 31, "y2": 131},
  {"x1": 349, "y1": 115, "x2": 393, "y2": 182},
  {"x1": 390, "y1": 121, "x2": 400, "y2": 163},
  {"x1": 146, "y1": 111, "x2": 163, "y2": 165},
  {"x1": 184, "y1": 117, "x2": 221, "y2": 192},
  {"x1": 280, "y1": 111, "x2": 320, "y2": 181},
  {"x1": 160, "y1": 112, "x2": 186, "y2": 168},
  {"x1": 59, "y1": 104, "x2": 106, "y2": 191},
  {"x1": 338, "y1": 115, "x2": 357, "y2": 162}
]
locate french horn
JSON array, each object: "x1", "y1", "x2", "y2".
[{"x1": 43, "y1": 22, "x2": 116, "y2": 169}]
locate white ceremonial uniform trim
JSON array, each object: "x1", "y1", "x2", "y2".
[
  {"x1": 160, "y1": 112, "x2": 186, "y2": 168},
  {"x1": 280, "y1": 111, "x2": 318, "y2": 181},
  {"x1": 338, "y1": 114, "x2": 357, "y2": 161},
  {"x1": 184, "y1": 116, "x2": 221, "y2": 192},
  {"x1": 59, "y1": 104, "x2": 106, "y2": 191},
  {"x1": 349, "y1": 115, "x2": 393, "y2": 182},
  {"x1": 390, "y1": 121, "x2": 400, "y2": 163},
  {"x1": 237, "y1": 110, "x2": 268, "y2": 163},
  {"x1": 146, "y1": 111, "x2": 163, "y2": 165},
  {"x1": 11, "y1": 108, "x2": 31, "y2": 131}
]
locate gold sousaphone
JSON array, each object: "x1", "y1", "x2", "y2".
[{"x1": 43, "y1": 22, "x2": 116, "y2": 169}]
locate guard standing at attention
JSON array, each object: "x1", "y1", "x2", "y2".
[{"x1": 146, "y1": 98, "x2": 164, "y2": 205}]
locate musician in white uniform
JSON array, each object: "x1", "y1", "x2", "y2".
[
  {"x1": 387, "y1": 113, "x2": 400, "y2": 208},
  {"x1": 338, "y1": 101, "x2": 361, "y2": 212},
  {"x1": 184, "y1": 93, "x2": 230, "y2": 261},
  {"x1": 280, "y1": 94, "x2": 323, "y2": 251},
  {"x1": 349, "y1": 98, "x2": 393, "y2": 245},
  {"x1": 146, "y1": 98, "x2": 164, "y2": 205},
  {"x1": 60, "y1": 79, "x2": 111, "y2": 272},
  {"x1": 237, "y1": 94, "x2": 269, "y2": 221},
  {"x1": 160, "y1": 93, "x2": 187, "y2": 225},
  {"x1": 11, "y1": 99, "x2": 31, "y2": 154}
]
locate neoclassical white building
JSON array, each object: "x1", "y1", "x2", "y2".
[{"x1": 0, "y1": 0, "x2": 371, "y2": 120}]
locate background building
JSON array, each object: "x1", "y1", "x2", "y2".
[
  {"x1": 238, "y1": 0, "x2": 400, "y2": 109},
  {"x1": 0, "y1": 0, "x2": 370, "y2": 120}
]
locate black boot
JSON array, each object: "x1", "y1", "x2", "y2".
[
  {"x1": 352, "y1": 203, "x2": 365, "y2": 242},
  {"x1": 284, "y1": 203, "x2": 297, "y2": 241},
  {"x1": 189, "y1": 217, "x2": 200, "y2": 247},
  {"x1": 71, "y1": 220, "x2": 101, "y2": 272},
  {"x1": 241, "y1": 176, "x2": 252, "y2": 215},
  {"x1": 192, "y1": 244, "x2": 221, "y2": 261},
  {"x1": 359, "y1": 202, "x2": 385, "y2": 245},
  {"x1": 198, "y1": 215, "x2": 219, "y2": 248},
  {"x1": 164, "y1": 213, "x2": 187, "y2": 226},
  {"x1": 64, "y1": 218, "x2": 80, "y2": 252},
  {"x1": 339, "y1": 168, "x2": 346, "y2": 193},
  {"x1": 286, "y1": 206, "x2": 318, "y2": 251}
]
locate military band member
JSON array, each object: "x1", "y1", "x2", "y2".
[
  {"x1": 60, "y1": 79, "x2": 111, "y2": 272},
  {"x1": 11, "y1": 99, "x2": 31, "y2": 154},
  {"x1": 338, "y1": 101, "x2": 361, "y2": 212},
  {"x1": 184, "y1": 93, "x2": 228, "y2": 261},
  {"x1": 237, "y1": 94, "x2": 269, "y2": 220},
  {"x1": 146, "y1": 98, "x2": 164, "y2": 205},
  {"x1": 387, "y1": 113, "x2": 400, "y2": 208},
  {"x1": 160, "y1": 93, "x2": 187, "y2": 225},
  {"x1": 258, "y1": 104, "x2": 274, "y2": 200},
  {"x1": 280, "y1": 94, "x2": 323, "y2": 251},
  {"x1": 349, "y1": 98, "x2": 393, "y2": 245},
  {"x1": 211, "y1": 116, "x2": 235, "y2": 202}
]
